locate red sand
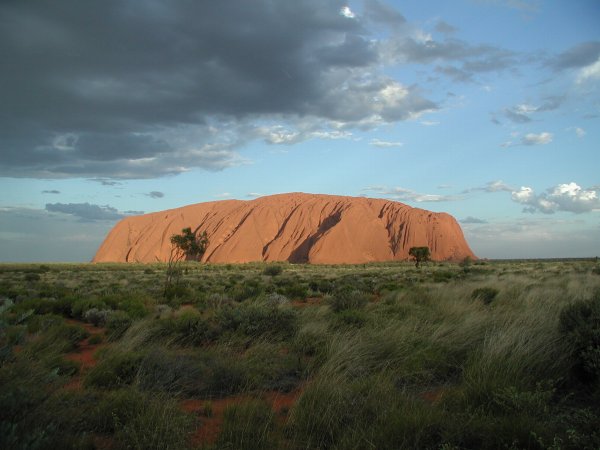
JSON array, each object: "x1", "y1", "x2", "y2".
[
  {"x1": 94, "y1": 192, "x2": 476, "y2": 264},
  {"x1": 63, "y1": 319, "x2": 106, "y2": 390},
  {"x1": 183, "y1": 386, "x2": 305, "y2": 447}
]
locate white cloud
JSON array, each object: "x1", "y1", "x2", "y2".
[
  {"x1": 363, "y1": 186, "x2": 460, "y2": 202},
  {"x1": 511, "y1": 182, "x2": 600, "y2": 214},
  {"x1": 515, "y1": 103, "x2": 538, "y2": 114},
  {"x1": 339, "y1": 6, "x2": 356, "y2": 19},
  {"x1": 258, "y1": 123, "x2": 353, "y2": 146},
  {"x1": 575, "y1": 127, "x2": 586, "y2": 138},
  {"x1": 369, "y1": 138, "x2": 404, "y2": 148},
  {"x1": 511, "y1": 186, "x2": 535, "y2": 203},
  {"x1": 577, "y1": 57, "x2": 600, "y2": 84},
  {"x1": 522, "y1": 132, "x2": 553, "y2": 145},
  {"x1": 504, "y1": 132, "x2": 553, "y2": 147},
  {"x1": 420, "y1": 120, "x2": 440, "y2": 126},
  {"x1": 463, "y1": 180, "x2": 514, "y2": 194}
]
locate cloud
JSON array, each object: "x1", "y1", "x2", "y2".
[
  {"x1": 473, "y1": 0, "x2": 540, "y2": 12},
  {"x1": 501, "y1": 97, "x2": 564, "y2": 124},
  {"x1": 504, "y1": 132, "x2": 553, "y2": 147},
  {"x1": 339, "y1": 6, "x2": 356, "y2": 19},
  {"x1": 577, "y1": 58, "x2": 600, "y2": 84},
  {"x1": 435, "y1": 21, "x2": 457, "y2": 35},
  {"x1": 146, "y1": 191, "x2": 164, "y2": 199},
  {"x1": 549, "y1": 41, "x2": 600, "y2": 70},
  {"x1": 369, "y1": 138, "x2": 404, "y2": 148},
  {"x1": 363, "y1": 0, "x2": 406, "y2": 28},
  {"x1": 0, "y1": 0, "x2": 443, "y2": 180},
  {"x1": 511, "y1": 182, "x2": 600, "y2": 214},
  {"x1": 504, "y1": 108, "x2": 532, "y2": 123},
  {"x1": 45, "y1": 202, "x2": 142, "y2": 221},
  {"x1": 575, "y1": 127, "x2": 586, "y2": 138},
  {"x1": 521, "y1": 132, "x2": 553, "y2": 145},
  {"x1": 363, "y1": 186, "x2": 460, "y2": 202},
  {"x1": 90, "y1": 179, "x2": 122, "y2": 186},
  {"x1": 246, "y1": 192, "x2": 263, "y2": 198},
  {"x1": 42, "y1": 190, "x2": 60, "y2": 194},
  {"x1": 463, "y1": 217, "x2": 600, "y2": 259},
  {"x1": 463, "y1": 180, "x2": 514, "y2": 194},
  {"x1": 0, "y1": 207, "x2": 113, "y2": 262},
  {"x1": 461, "y1": 216, "x2": 488, "y2": 224}
]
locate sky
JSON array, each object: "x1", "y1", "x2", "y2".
[{"x1": 1, "y1": 0, "x2": 599, "y2": 262}]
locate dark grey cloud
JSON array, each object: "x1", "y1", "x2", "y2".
[
  {"x1": 363, "y1": 0, "x2": 407, "y2": 28},
  {"x1": 501, "y1": 95, "x2": 564, "y2": 124},
  {"x1": 435, "y1": 65, "x2": 474, "y2": 83},
  {"x1": 388, "y1": 37, "x2": 517, "y2": 71},
  {"x1": 0, "y1": 0, "x2": 439, "y2": 180},
  {"x1": 461, "y1": 216, "x2": 488, "y2": 224},
  {"x1": 146, "y1": 191, "x2": 164, "y2": 199},
  {"x1": 549, "y1": 41, "x2": 600, "y2": 70},
  {"x1": 89, "y1": 179, "x2": 122, "y2": 186},
  {"x1": 42, "y1": 190, "x2": 60, "y2": 194},
  {"x1": 45, "y1": 202, "x2": 141, "y2": 221},
  {"x1": 435, "y1": 21, "x2": 458, "y2": 35}
]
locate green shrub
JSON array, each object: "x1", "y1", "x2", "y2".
[
  {"x1": 217, "y1": 399, "x2": 275, "y2": 450},
  {"x1": 85, "y1": 351, "x2": 143, "y2": 388},
  {"x1": 243, "y1": 343, "x2": 304, "y2": 392},
  {"x1": 559, "y1": 297, "x2": 600, "y2": 383},
  {"x1": 333, "y1": 309, "x2": 368, "y2": 328},
  {"x1": 217, "y1": 304, "x2": 297, "y2": 339},
  {"x1": 263, "y1": 264, "x2": 283, "y2": 276},
  {"x1": 308, "y1": 278, "x2": 335, "y2": 294},
  {"x1": 329, "y1": 290, "x2": 369, "y2": 312},
  {"x1": 228, "y1": 278, "x2": 265, "y2": 302},
  {"x1": 105, "y1": 310, "x2": 132, "y2": 340},
  {"x1": 71, "y1": 298, "x2": 109, "y2": 319},
  {"x1": 24, "y1": 272, "x2": 41, "y2": 282},
  {"x1": 88, "y1": 334, "x2": 103, "y2": 345},
  {"x1": 153, "y1": 311, "x2": 221, "y2": 346},
  {"x1": 137, "y1": 348, "x2": 206, "y2": 395},
  {"x1": 471, "y1": 287, "x2": 499, "y2": 305},
  {"x1": 115, "y1": 395, "x2": 194, "y2": 450},
  {"x1": 29, "y1": 322, "x2": 89, "y2": 353},
  {"x1": 87, "y1": 388, "x2": 145, "y2": 432},
  {"x1": 83, "y1": 307, "x2": 110, "y2": 326}
]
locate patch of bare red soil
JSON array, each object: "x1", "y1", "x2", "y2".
[
  {"x1": 183, "y1": 395, "x2": 252, "y2": 447},
  {"x1": 419, "y1": 386, "x2": 446, "y2": 404},
  {"x1": 183, "y1": 385, "x2": 305, "y2": 447},
  {"x1": 292, "y1": 297, "x2": 323, "y2": 307},
  {"x1": 63, "y1": 319, "x2": 106, "y2": 390}
]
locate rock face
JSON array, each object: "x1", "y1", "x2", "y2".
[{"x1": 93, "y1": 193, "x2": 476, "y2": 264}]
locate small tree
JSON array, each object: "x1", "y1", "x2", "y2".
[
  {"x1": 164, "y1": 227, "x2": 209, "y2": 297},
  {"x1": 408, "y1": 246, "x2": 430, "y2": 268}
]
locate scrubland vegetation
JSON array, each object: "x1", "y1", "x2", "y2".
[{"x1": 1, "y1": 259, "x2": 599, "y2": 449}]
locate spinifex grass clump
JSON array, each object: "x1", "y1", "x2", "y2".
[
  {"x1": 559, "y1": 294, "x2": 600, "y2": 384},
  {"x1": 471, "y1": 286, "x2": 499, "y2": 305}
]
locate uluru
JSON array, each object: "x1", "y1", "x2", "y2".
[{"x1": 93, "y1": 193, "x2": 476, "y2": 264}]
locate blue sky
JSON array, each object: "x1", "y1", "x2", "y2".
[{"x1": 1, "y1": 0, "x2": 599, "y2": 262}]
